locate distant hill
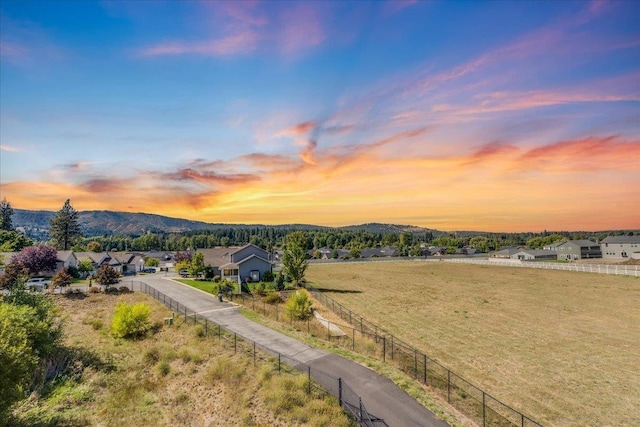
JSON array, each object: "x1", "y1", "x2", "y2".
[{"x1": 14, "y1": 209, "x2": 436, "y2": 238}]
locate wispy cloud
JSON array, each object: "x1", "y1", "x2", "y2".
[
  {"x1": 140, "y1": 31, "x2": 260, "y2": 57},
  {"x1": 0, "y1": 144, "x2": 22, "y2": 152}
]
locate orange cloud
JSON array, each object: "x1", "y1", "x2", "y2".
[{"x1": 517, "y1": 136, "x2": 640, "y2": 172}]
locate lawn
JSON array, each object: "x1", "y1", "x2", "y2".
[
  {"x1": 175, "y1": 278, "x2": 216, "y2": 293},
  {"x1": 306, "y1": 261, "x2": 640, "y2": 427}
]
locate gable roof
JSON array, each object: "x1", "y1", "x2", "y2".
[
  {"x1": 196, "y1": 247, "x2": 239, "y2": 267},
  {"x1": 56, "y1": 250, "x2": 76, "y2": 262},
  {"x1": 220, "y1": 253, "x2": 271, "y2": 269},
  {"x1": 514, "y1": 249, "x2": 557, "y2": 257},
  {"x1": 601, "y1": 235, "x2": 640, "y2": 244},
  {"x1": 230, "y1": 243, "x2": 268, "y2": 256},
  {"x1": 558, "y1": 240, "x2": 598, "y2": 247}
]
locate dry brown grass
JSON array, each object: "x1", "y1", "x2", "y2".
[
  {"x1": 306, "y1": 261, "x2": 640, "y2": 427},
  {"x1": 13, "y1": 292, "x2": 351, "y2": 427}
]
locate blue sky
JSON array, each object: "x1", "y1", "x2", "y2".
[{"x1": 1, "y1": 0, "x2": 639, "y2": 231}]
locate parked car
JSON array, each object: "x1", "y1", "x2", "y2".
[
  {"x1": 25, "y1": 277, "x2": 51, "y2": 292},
  {"x1": 142, "y1": 268, "x2": 156, "y2": 273},
  {"x1": 179, "y1": 269, "x2": 189, "y2": 277}
]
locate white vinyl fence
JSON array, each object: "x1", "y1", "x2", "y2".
[{"x1": 441, "y1": 257, "x2": 640, "y2": 277}]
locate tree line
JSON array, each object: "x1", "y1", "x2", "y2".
[{"x1": 1, "y1": 198, "x2": 637, "y2": 256}]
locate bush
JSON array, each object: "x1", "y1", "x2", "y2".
[
  {"x1": 251, "y1": 282, "x2": 266, "y2": 296},
  {"x1": 264, "y1": 292, "x2": 282, "y2": 305},
  {"x1": 88, "y1": 286, "x2": 101, "y2": 294},
  {"x1": 285, "y1": 290, "x2": 313, "y2": 320},
  {"x1": 104, "y1": 286, "x2": 119, "y2": 294},
  {"x1": 118, "y1": 286, "x2": 131, "y2": 293},
  {"x1": 261, "y1": 271, "x2": 275, "y2": 282},
  {"x1": 111, "y1": 302, "x2": 151, "y2": 339}
]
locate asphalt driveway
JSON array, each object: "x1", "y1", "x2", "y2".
[{"x1": 134, "y1": 275, "x2": 449, "y2": 427}]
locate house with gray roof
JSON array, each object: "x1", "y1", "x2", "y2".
[
  {"x1": 555, "y1": 240, "x2": 602, "y2": 260},
  {"x1": 601, "y1": 235, "x2": 640, "y2": 259},
  {"x1": 510, "y1": 249, "x2": 558, "y2": 261},
  {"x1": 219, "y1": 244, "x2": 272, "y2": 287}
]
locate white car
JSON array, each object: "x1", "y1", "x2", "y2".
[{"x1": 25, "y1": 277, "x2": 52, "y2": 292}]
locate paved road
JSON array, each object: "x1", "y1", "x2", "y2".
[{"x1": 132, "y1": 275, "x2": 449, "y2": 427}]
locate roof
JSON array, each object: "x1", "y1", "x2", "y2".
[
  {"x1": 56, "y1": 250, "x2": 76, "y2": 261},
  {"x1": 197, "y1": 247, "x2": 238, "y2": 267},
  {"x1": 558, "y1": 240, "x2": 599, "y2": 247},
  {"x1": 220, "y1": 253, "x2": 271, "y2": 269},
  {"x1": 601, "y1": 235, "x2": 640, "y2": 244},
  {"x1": 230, "y1": 243, "x2": 268, "y2": 256},
  {"x1": 514, "y1": 249, "x2": 557, "y2": 256},
  {"x1": 74, "y1": 251, "x2": 111, "y2": 264}
]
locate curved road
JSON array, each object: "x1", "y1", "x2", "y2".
[{"x1": 135, "y1": 275, "x2": 449, "y2": 427}]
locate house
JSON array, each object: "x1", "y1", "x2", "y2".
[
  {"x1": 510, "y1": 249, "x2": 558, "y2": 261},
  {"x1": 491, "y1": 247, "x2": 523, "y2": 258},
  {"x1": 555, "y1": 240, "x2": 602, "y2": 261},
  {"x1": 219, "y1": 244, "x2": 272, "y2": 286},
  {"x1": 111, "y1": 252, "x2": 145, "y2": 273},
  {"x1": 542, "y1": 241, "x2": 564, "y2": 252},
  {"x1": 56, "y1": 250, "x2": 78, "y2": 271},
  {"x1": 196, "y1": 247, "x2": 239, "y2": 276},
  {"x1": 601, "y1": 235, "x2": 640, "y2": 259},
  {"x1": 360, "y1": 247, "x2": 398, "y2": 258}
]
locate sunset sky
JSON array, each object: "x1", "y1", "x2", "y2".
[{"x1": 1, "y1": 0, "x2": 638, "y2": 232}]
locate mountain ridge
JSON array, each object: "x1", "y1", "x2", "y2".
[{"x1": 13, "y1": 209, "x2": 440, "y2": 237}]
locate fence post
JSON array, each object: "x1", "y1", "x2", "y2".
[
  {"x1": 391, "y1": 335, "x2": 394, "y2": 360},
  {"x1": 447, "y1": 370, "x2": 451, "y2": 402},
  {"x1": 423, "y1": 354, "x2": 427, "y2": 384},
  {"x1": 218, "y1": 324, "x2": 221, "y2": 345},
  {"x1": 205, "y1": 318, "x2": 208, "y2": 335},
  {"x1": 253, "y1": 342, "x2": 256, "y2": 365},
  {"x1": 278, "y1": 354, "x2": 281, "y2": 372},
  {"x1": 382, "y1": 336, "x2": 386, "y2": 362},
  {"x1": 352, "y1": 328, "x2": 355, "y2": 351},
  {"x1": 338, "y1": 378, "x2": 343, "y2": 407},
  {"x1": 482, "y1": 391, "x2": 486, "y2": 427},
  {"x1": 308, "y1": 366, "x2": 311, "y2": 394},
  {"x1": 414, "y1": 349, "x2": 417, "y2": 378},
  {"x1": 234, "y1": 333, "x2": 237, "y2": 353}
]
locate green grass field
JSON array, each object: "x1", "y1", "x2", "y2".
[{"x1": 306, "y1": 261, "x2": 640, "y2": 427}]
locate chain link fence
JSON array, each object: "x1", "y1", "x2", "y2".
[
  {"x1": 120, "y1": 280, "x2": 384, "y2": 427},
  {"x1": 223, "y1": 285, "x2": 543, "y2": 427}
]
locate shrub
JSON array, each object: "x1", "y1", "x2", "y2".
[
  {"x1": 285, "y1": 290, "x2": 313, "y2": 320},
  {"x1": 264, "y1": 292, "x2": 283, "y2": 304},
  {"x1": 251, "y1": 282, "x2": 266, "y2": 296},
  {"x1": 262, "y1": 271, "x2": 274, "y2": 282},
  {"x1": 88, "y1": 286, "x2": 101, "y2": 294},
  {"x1": 157, "y1": 361, "x2": 170, "y2": 376},
  {"x1": 104, "y1": 286, "x2": 119, "y2": 294},
  {"x1": 111, "y1": 302, "x2": 151, "y2": 339},
  {"x1": 118, "y1": 286, "x2": 131, "y2": 293}
]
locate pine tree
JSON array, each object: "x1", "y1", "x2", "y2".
[
  {"x1": 282, "y1": 231, "x2": 309, "y2": 286},
  {"x1": 49, "y1": 199, "x2": 82, "y2": 250},
  {"x1": 0, "y1": 198, "x2": 14, "y2": 231}
]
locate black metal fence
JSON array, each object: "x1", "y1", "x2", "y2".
[
  {"x1": 120, "y1": 280, "x2": 385, "y2": 427},
  {"x1": 223, "y1": 287, "x2": 543, "y2": 427},
  {"x1": 305, "y1": 286, "x2": 544, "y2": 427}
]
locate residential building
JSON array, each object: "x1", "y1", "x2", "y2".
[
  {"x1": 555, "y1": 240, "x2": 602, "y2": 261},
  {"x1": 510, "y1": 249, "x2": 558, "y2": 261},
  {"x1": 601, "y1": 235, "x2": 640, "y2": 259},
  {"x1": 219, "y1": 244, "x2": 272, "y2": 285}
]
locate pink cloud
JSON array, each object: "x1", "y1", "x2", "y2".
[
  {"x1": 140, "y1": 30, "x2": 260, "y2": 56},
  {"x1": 0, "y1": 144, "x2": 21, "y2": 152},
  {"x1": 277, "y1": 4, "x2": 326, "y2": 55}
]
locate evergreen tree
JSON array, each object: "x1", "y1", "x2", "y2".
[
  {"x1": 0, "y1": 198, "x2": 14, "y2": 231},
  {"x1": 282, "y1": 231, "x2": 309, "y2": 286},
  {"x1": 49, "y1": 199, "x2": 82, "y2": 250}
]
